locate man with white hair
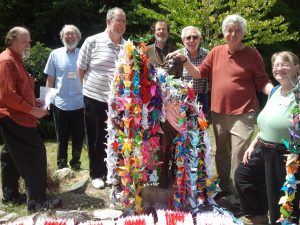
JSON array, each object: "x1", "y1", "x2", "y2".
[
  {"x1": 77, "y1": 7, "x2": 126, "y2": 189},
  {"x1": 44, "y1": 24, "x2": 84, "y2": 171},
  {"x1": 0, "y1": 26, "x2": 62, "y2": 211},
  {"x1": 180, "y1": 26, "x2": 209, "y2": 115},
  {"x1": 168, "y1": 14, "x2": 273, "y2": 207}
]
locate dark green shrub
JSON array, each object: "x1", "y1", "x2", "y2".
[
  {"x1": 24, "y1": 42, "x2": 52, "y2": 95},
  {"x1": 24, "y1": 42, "x2": 56, "y2": 140}
]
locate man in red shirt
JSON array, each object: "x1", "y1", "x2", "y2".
[
  {"x1": 0, "y1": 26, "x2": 61, "y2": 212},
  {"x1": 168, "y1": 15, "x2": 273, "y2": 204}
]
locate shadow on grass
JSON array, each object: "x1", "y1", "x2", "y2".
[{"x1": 55, "y1": 192, "x2": 107, "y2": 210}]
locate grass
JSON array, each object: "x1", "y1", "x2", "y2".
[
  {"x1": 0, "y1": 124, "x2": 258, "y2": 217},
  {"x1": 0, "y1": 140, "x2": 89, "y2": 216},
  {"x1": 45, "y1": 141, "x2": 89, "y2": 172}
]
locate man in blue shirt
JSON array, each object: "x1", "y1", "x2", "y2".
[{"x1": 44, "y1": 24, "x2": 84, "y2": 170}]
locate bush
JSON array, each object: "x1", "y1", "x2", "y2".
[
  {"x1": 24, "y1": 42, "x2": 56, "y2": 139},
  {"x1": 25, "y1": 42, "x2": 52, "y2": 95}
]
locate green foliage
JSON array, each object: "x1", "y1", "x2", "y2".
[
  {"x1": 0, "y1": 0, "x2": 105, "y2": 49},
  {"x1": 37, "y1": 117, "x2": 56, "y2": 139},
  {"x1": 128, "y1": 32, "x2": 154, "y2": 44},
  {"x1": 24, "y1": 42, "x2": 52, "y2": 92},
  {"x1": 24, "y1": 42, "x2": 55, "y2": 139},
  {"x1": 136, "y1": 0, "x2": 299, "y2": 49}
]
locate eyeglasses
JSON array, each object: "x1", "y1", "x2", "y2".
[
  {"x1": 185, "y1": 35, "x2": 199, "y2": 41},
  {"x1": 272, "y1": 64, "x2": 293, "y2": 69}
]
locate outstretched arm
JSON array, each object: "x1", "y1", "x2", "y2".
[{"x1": 167, "y1": 50, "x2": 201, "y2": 78}]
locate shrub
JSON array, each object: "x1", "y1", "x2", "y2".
[{"x1": 25, "y1": 42, "x2": 56, "y2": 140}]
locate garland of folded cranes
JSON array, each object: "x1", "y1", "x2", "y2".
[{"x1": 6, "y1": 41, "x2": 300, "y2": 225}]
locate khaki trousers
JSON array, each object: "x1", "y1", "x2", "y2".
[{"x1": 211, "y1": 111, "x2": 255, "y2": 194}]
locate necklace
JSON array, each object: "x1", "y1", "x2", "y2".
[{"x1": 153, "y1": 42, "x2": 170, "y2": 67}]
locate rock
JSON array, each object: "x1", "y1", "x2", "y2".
[
  {"x1": 0, "y1": 210, "x2": 7, "y2": 217},
  {"x1": 55, "y1": 210, "x2": 92, "y2": 224},
  {"x1": 142, "y1": 185, "x2": 172, "y2": 206},
  {"x1": 52, "y1": 168, "x2": 75, "y2": 180},
  {"x1": 0, "y1": 212, "x2": 18, "y2": 223},
  {"x1": 93, "y1": 209, "x2": 123, "y2": 220},
  {"x1": 66, "y1": 176, "x2": 89, "y2": 193}
]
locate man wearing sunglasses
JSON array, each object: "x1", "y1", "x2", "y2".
[{"x1": 179, "y1": 26, "x2": 210, "y2": 116}]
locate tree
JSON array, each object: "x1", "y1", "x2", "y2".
[
  {"x1": 0, "y1": 0, "x2": 107, "y2": 49},
  {"x1": 136, "y1": 0, "x2": 299, "y2": 49}
]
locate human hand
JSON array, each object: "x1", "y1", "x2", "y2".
[
  {"x1": 29, "y1": 107, "x2": 48, "y2": 118},
  {"x1": 166, "y1": 50, "x2": 187, "y2": 63},
  {"x1": 242, "y1": 146, "x2": 255, "y2": 164},
  {"x1": 35, "y1": 98, "x2": 42, "y2": 107}
]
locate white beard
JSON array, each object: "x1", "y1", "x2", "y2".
[
  {"x1": 22, "y1": 49, "x2": 30, "y2": 60},
  {"x1": 155, "y1": 36, "x2": 168, "y2": 44},
  {"x1": 63, "y1": 40, "x2": 78, "y2": 50}
]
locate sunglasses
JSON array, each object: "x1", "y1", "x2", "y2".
[{"x1": 185, "y1": 35, "x2": 199, "y2": 40}]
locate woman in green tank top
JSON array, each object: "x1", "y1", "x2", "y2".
[{"x1": 235, "y1": 51, "x2": 300, "y2": 225}]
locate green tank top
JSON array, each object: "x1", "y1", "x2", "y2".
[{"x1": 257, "y1": 86, "x2": 298, "y2": 143}]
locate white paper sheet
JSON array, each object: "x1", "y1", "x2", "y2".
[{"x1": 39, "y1": 86, "x2": 58, "y2": 110}]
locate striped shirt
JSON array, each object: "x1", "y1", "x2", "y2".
[
  {"x1": 182, "y1": 47, "x2": 209, "y2": 94},
  {"x1": 77, "y1": 31, "x2": 124, "y2": 102}
]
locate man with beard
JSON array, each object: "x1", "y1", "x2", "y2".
[
  {"x1": 0, "y1": 26, "x2": 62, "y2": 211},
  {"x1": 146, "y1": 20, "x2": 182, "y2": 77},
  {"x1": 146, "y1": 20, "x2": 183, "y2": 189},
  {"x1": 44, "y1": 24, "x2": 84, "y2": 171},
  {"x1": 77, "y1": 7, "x2": 126, "y2": 189}
]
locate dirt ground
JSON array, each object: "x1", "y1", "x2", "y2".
[
  {"x1": 53, "y1": 170, "x2": 112, "y2": 211},
  {"x1": 0, "y1": 169, "x2": 112, "y2": 215}
]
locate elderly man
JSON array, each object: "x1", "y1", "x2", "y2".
[
  {"x1": 179, "y1": 26, "x2": 209, "y2": 115},
  {"x1": 157, "y1": 27, "x2": 209, "y2": 189},
  {"x1": 0, "y1": 26, "x2": 61, "y2": 211},
  {"x1": 44, "y1": 24, "x2": 84, "y2": 171},
  {"x1": 77, "y1": 7, "x2": 126, "y2": 189},
  {"x1": 168, "y1": 14, "x2": 273, "y2": 208},
  {"x1": 146, "y1": 20, "x2": 182, "y2": 77}
]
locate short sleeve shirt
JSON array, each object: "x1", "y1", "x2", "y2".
[
  {"x1": 44, "y1": 47, "x2": 83, "y2": 110},
  {"x1": 77, "y1": 31, "x2": 125, "y2": 103}
]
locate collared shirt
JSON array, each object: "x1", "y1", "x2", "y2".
[
  {"x1": 0, "y1": 48, "x2": 36, "y2": 127},
  {"x1": 181, "y1": 47, "x2": 209, "y2": 94},
  {"x1": 44, "y1": 47, "x2": 83, "y2": 110},
  {"x1": 198, "y1": 44, "x2": 272, "y2": 115},
  {"x1": 77, "y1": 31, "x2": 125, "y2": 103}
]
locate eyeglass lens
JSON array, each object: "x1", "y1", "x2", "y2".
[{"x1": 186, "y1": 35, "x2": 199, "y2": 40}]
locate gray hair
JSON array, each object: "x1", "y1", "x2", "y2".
[
  {"x1": 181, "y1": 26, "x2": 202, "y2": 41},
  {"x1": 271, "y1": 51, "x2": 299, "y2": 67},
  {"x1": 106, "y1": 7, "x2": 126, "y2": 20},
  {"x1": 5, "y1": 26, "x2": 29, "y2": 47},
  {"x1": 222, "y1": 14, "x2": 247, "y2": 35},
  {"x1": 59, "y1": 24, "x2": 81, "y2": 41}
]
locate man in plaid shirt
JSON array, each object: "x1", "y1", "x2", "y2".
[{"x1": 180, "y1": 26, "x2": 210, "y2": 115}]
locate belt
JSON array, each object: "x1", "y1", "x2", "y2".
[{"x1": 257, "y1": 138, "x2": 288, "y2": 154}]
